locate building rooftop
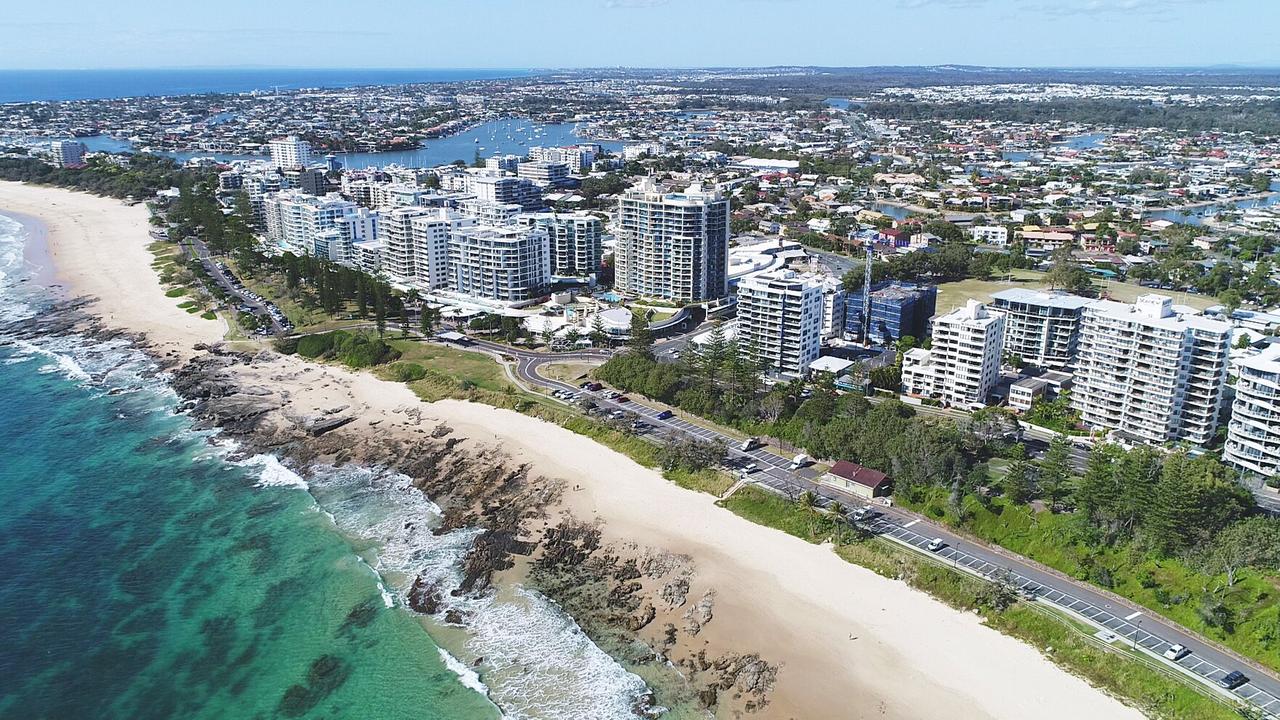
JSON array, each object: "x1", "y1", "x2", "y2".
[
  {"x1": 827, "y1": 460, "x2": 890, "y2": 489},
  {"x1": 990, "y1": 287, "x2": 1096, "y2": 310}
]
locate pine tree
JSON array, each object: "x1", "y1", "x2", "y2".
[
  {"x1": 1075, "y1": 444, "x2": 1120, "y2": 526},
  {"x1": 627, "y1": 311, "x2": 654, "y2": 357},
  {"x1": 589, "y1": 315, "x2": 609, "y2": 347},
  {"x1": 1038, "y1": 436, "x2": 1072, "y2": 512},
  {"x1": 1002, "y1": 458, "x2": 1033, "y2": 505},
  {"x1": 1113, "y1": 445, "x2": 1161, "y2": 536}
]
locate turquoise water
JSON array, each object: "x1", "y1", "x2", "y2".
[
  {"x1": 0, "y1": 211, "x2": 658, "y2": 719},
  {"x1": 0, "y1": 215, "x2": 501, "y2": 720}
]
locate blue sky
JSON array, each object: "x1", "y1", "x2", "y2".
[{"x1": 1, "y1": 0, "x2": 1275, "y2": 70}]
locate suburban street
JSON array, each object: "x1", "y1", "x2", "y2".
[{"x1": 462, "y1": 337, "x2": 1280, "y2": 718}]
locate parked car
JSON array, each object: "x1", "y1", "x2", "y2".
[
  {"x1": 1163, "y1": 644, "x2": 1190, "y2": 661},
  {"x1": 851, "y1": 506, "x2": 876, "y2": 521},
  {"x1": 926, "y1": 538, "x2": 946, "y2": 552},
  {"x1": 615, "y1": 396, "x2": 630, "y2": 403},
  {"x1": 740, "y1": 437, "x2": 759, "y2": 451},
  {"x1": 1217, "y1": 671, "x2": 1248, "y2": 690},
  {"x1": 788, "y1": 453, "x2": 810, "y2": 470},
  {"x1": 742, "y1": 463, "x2": 758, "y2": 474},
  {"x1": 656, "y1": 409, "x2": 673, "y2": 420}
]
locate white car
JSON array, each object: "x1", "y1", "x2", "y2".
[
  {"x1": 1163, "y1": 644, "x2": 1191, "y2": 661},
  {"x1": 926, "y1": 538, "x2": 946, "y2": 552},
  {"x1": 742, "y1": 463, "x2": 758, "y2": 473}
]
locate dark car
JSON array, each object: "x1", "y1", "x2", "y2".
[
  {"x1": 1217, "y1": 671, "x2": 1248, "y2": 690},
  {"x1": 615, "y1": 395, "x2": 630, "y2": 403},
  {"x1": 656, "y1": 410, "x2": 674, "y2": 420},
  {"x1": 587, "y1": 382, "x2": 604, "y2": 392}
]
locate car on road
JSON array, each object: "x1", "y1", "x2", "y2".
[
  {"x1": 851, "y1": 506, "x2": 876, "y2": 522},
  {"x1": 1163, "y1": 644, "x2": 1190, "y2": 661},
  {"x1": 742, "y1": 463, "x2": 758, "y2": 473},
  {"x1": 1217, "y1": 671, "x2": 1248, "y2": 690},
  {"x1": 926, "y1": 538, "x2": 946, "y2": 552},
  {"x1": 655, "y1": 409, "x2": 673, "y2": 420}
]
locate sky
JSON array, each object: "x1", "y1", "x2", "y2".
[{"x1": 1, "y1": 0, "x2": 1276, "y2": 70}]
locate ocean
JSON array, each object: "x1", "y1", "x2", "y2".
[
  {"x1": 0, "y1": 211, "x2": 654, "y2": 718},
  {"x1": 0, "y1": 68, "x2": 537, "y2": 104}
]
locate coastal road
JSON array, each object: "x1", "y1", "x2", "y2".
[
  {"x1": 186, "y1": 238, "x2": 286, "y2": 334},
  {"x1": 464, "y1": 338, "x2": 1280, "y2": 718}
]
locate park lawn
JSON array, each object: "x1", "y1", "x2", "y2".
[
  {"x1": 908, "y1": 490, "x2": 1280, "y2": 671},
  {"x1": 541, "y1": 361, "x2": 601, "y2": 384},
  {"x1": 386, "y1": 340, "x2": 513, "y2": 394},
  {"x1": 936, "y1": 270, "x2": 1217, "y2": 314}
]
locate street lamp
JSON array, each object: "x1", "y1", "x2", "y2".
[{"x1": 1132, "y1": 618, "x2": 1143, "y2": 651}]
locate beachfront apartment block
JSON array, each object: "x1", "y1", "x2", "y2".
[
  {"x1": 49, "y1": 140, "x2": 87, "y2": 168},
  {"x1": 990, "y1": 288, "x2": 1096, "y2": 370},
  {"x1": 1072, "y1": 294, "x2": 1230, "y2": 446},
  {"x1": 1224, "y1": 344, "x2": 1280, "y2": 477},
  {"x1": 901, "y1": 300, "x2": 1005, "y2": 409},
  {"x1": 314, "y1": 207, "x2": 378, "y2": 265},
  {"x1": 268, "y1": 135, "x2": 312, "y2": 170},
  {"x1": 262, "y1": 191, "x2": 361, "y2": 257},
  {"x1": 458, "y1": 199, "x2": 523, "y2": 227},
  {"x1": 448, "y1": 224, "x2": 551, "y2": 304},
  {"x1": 465, "y1": 172, "x2": 543, "y2": 209},
  {"x1": 380, "y1": 206, "x2": 474, "y2": 290},
  {"x1": 736, "y1": 270, "x2": 824, "y2": 377},
  {"x1": 614, "y1": 179, "x2": 730, "y2": 302},
  {"x1": 519, "y1": 212, "x2": 603, "y2": 277}
]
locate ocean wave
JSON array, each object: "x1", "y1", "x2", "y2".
[
  {"x1": 305, "y1": 464, "x2": 652, "y2": 720},
  {"x1": 438, "y1": 647, "x2": 492, "y2": 697},
  {"x1": 243, "y1": 454, "x2": 310, "y2": 490}
]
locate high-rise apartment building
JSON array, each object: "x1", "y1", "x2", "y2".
[
  {"x1": 901, "y1": 300, "x2": 1005, "y2": 409},
  {"x1": 448, "y1": 225, "x2": 550, "y2": 303},
  {"x1": 614, "y1": 179, "x2": 729, "y2": 302},
  {"x1": 380, "y1": 207, "x2": 473, "y2": 290},
  {"x1": 1072, "y1": 295, "x2": 1230, "y2": 445},
  {"x1": 268, "y1": 135, "x2": 312, "y2": 170},
  {"x1": 737, "y1": 270, "x2": 824, "y2": 376},
  {"x1": 1225, "y1": 344, "x2": 1280, "y2": 477},
  {"x1": 262, "y1": 191, "x2": 359, "y2": 257},
  {"x1": 49, "y1": 140, "x2": 87, "y2": 168},
  {"x1": 989, "y1": 288, "x2": 1095, "y2": 370},
  {"x1": 520, "y1": 212, "x2": 603, "y2": 277}
]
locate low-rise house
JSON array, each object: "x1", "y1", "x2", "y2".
[{"x1": 822, "y1": 460, "x2": 891, "y2": 500}]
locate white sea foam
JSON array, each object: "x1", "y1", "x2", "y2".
[
  {"x1": 244, "y1": 454, "x2": 310, "y2": 490},
  {"x1": 438, "y1": 647, "x2": 491, "y2": 697},
  {"x1": 305, "y1": 464, "x2": 652, "y2": 720}
]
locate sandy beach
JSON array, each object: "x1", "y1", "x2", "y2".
[{"x1": 0, "y1": 180, "x2": 1146, "y2": 719}]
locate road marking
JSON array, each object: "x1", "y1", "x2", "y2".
[
  {"x1": 903, "y1": 519, "x2": 919, "y2": 528},
  {"x1": 1124, "y1": 611, "x2": 1143, "y2": 620}
]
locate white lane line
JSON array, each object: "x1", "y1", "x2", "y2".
[
  {"x1": 903, "y1": 519, "x2": 920, "y2": 528},
  {"x1": 1124, "y1": 611, "x2": 1143, "y2": 620}
]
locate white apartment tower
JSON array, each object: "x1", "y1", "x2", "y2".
[
  {"x1": 736, "y1": 270, "x2": 824, "y2": 376},
  {"x1": 614, "y1": 179, "x2": 729, "y2": 302},
  {"x1": 49, "y1": 140, "x2": 87, "y2": 168},
  {"x1": 448, "y1": 225, "x2": 551, "y2": 303},
  {"x1": 262, "y1": 191, "x2": 359, "y2": 257},
  {"x1": 1224, "y1": 344, "x2": 1280, "y2": 477},
  {"x1": 990, "y1": 288, "x2": 1095, "y2": 369},
  {"x1": 521, "y1": 212, "x2": 603, "y2": 277},
  {"x1": 380, "y1": 207, "x2": 473, "y2": 290},
  {"x1": 1072, "y1": 294, "x2": 1230, "y2": 446},
  {"x1": 269, "y1": 135, "x2": 312, "y2": 170},
  {"x1": 901, "y1": 300, "x2": 1005, "y2": 409}
]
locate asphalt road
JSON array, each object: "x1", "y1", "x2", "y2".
[
  {"x1": 466, "y1": 338, "x2": 1280, "y2": 717},
  {"x1": 186, "y1": 239, "x2": 286, "y2": 335}
]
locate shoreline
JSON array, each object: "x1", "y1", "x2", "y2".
[{"x1": 0, "y1": 180, "x2": 1146, "y2": 720}]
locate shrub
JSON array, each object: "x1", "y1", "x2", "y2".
[
  {"x1": 389, "y1": 362, "x2": 427, "y2": 382},
  {"x1": 296, "y1": 332, "x2": 337, "y2": 358}
]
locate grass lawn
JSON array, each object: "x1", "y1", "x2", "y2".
[
  {"x1": 225, "y1": 260, "x2": 334, "y2": 329},
  {"x1": 936, "y1": 270, "x2": 1218, "y2": 314},
  {"x1": 385, "y1": 340, "x2": 514, "y2": 394},
  {"x1": 541, "y1": 361, "x2": 601, "y2": 384}
]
